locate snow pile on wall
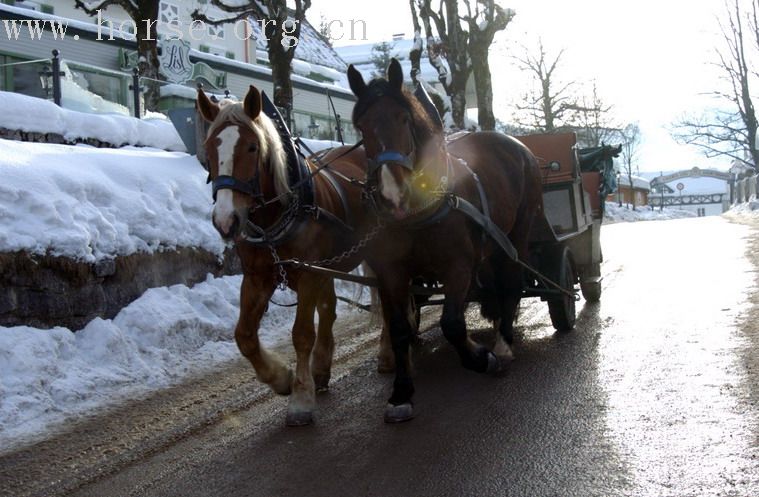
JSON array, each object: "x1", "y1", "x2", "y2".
[
  {"x1": 0, "y1": 91, "x2": 185, "y2": 151},
  {"x1": 604, "y1": 203, "x2": 697, "y2": 223},
  {"x1": 0, "y1": 139, "x2": 223, "y2": 262}
]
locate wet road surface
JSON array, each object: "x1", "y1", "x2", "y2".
[{"x1": 3, "y1": 216, "x2": 759, "y2": 497}]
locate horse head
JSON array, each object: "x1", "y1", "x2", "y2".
[
  {"x1": 196, "y1": 85, "x2": 289, "y2": 240},
  {"x1": 348, "y1": 58, "x2": 444, "y2": 220}
]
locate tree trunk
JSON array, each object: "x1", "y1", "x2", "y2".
[
  {"x1": 135, "y1": 2, "x2": 160, "y2": 113},
  {"x1": 470, "y1": 44, "x2": 495, "y2": 130},
  {"x1": 136, "y1": 37, "x2": 160, "y2": 113},
  {"x1": 628, "y1": 172, "x2": 636, "y2": 210},
  {"x1": 270, "y1": 50, "x2": 294, "y2": 127}
]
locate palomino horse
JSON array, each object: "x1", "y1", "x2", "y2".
[
  {"x1": 348, "y1": 60, "x2": 545, "y2": 422},
  {"x1": 197, "y1": 85, "x2": 383, "y2": 426}
]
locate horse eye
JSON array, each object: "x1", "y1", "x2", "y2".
[{"x1": 248, "y1": 144, "x2": 258, "y2": 153}]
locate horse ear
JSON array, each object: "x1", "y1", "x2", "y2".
[
  {"x1": 243, "y1": 85, "x2": 262, "y2": 119},
  {"x1": 196, "y1": 88, "x2": 219, "y2": 123},
  {"x1": 388, "y1": 58, "x2": 403, "y2": 92},
  {"x1": 347, "y1": 64, "x2": 367, "y2": 97}
]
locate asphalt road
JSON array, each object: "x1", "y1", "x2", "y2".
[{"x1": 3, "y1": 216, "x2": 759, "y2": 497}]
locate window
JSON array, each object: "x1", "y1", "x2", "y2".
[
  {"x1": 207, "y1": 23, "x2": 224, "y2": 41},
  {"x1": 68, "y1": 66, "x2": 127, "y2": 107},
  {"x1": 0, "y1": 54, "x2": 7, "y2": 91},
  {"x1": 0, "y1": 55, "x2": 47, "y2": 99},
  {"x1": 198, "y1": 44, "x2": 226, "y2": 58},
  {"x1": 159, "y1": 1, "x2": 179, "y2": 25}
]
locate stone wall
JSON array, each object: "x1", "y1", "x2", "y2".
[{"x1": 0, "y1": 248, "x2": 240, "y2": 330}]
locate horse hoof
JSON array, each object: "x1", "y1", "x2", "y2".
[
  {"x1": 285, "y1": 410, "x2": 314, "y2": 427},
  {"x1": 313, "y1": 373, "x2": 330, "y2": 393},
  {"x1": 384, "y1": 403, "x2": 414, "y2": 423},
  {"x1": 486, "y1": 351, "x2": 509, "y2": 375}
]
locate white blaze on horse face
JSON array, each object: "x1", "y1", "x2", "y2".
[
  {"x1": 380, "y1": 164, "x2": 404, "y2": 209},
  {"x1": 213, "y1": 126, "x2": 240, "y2": 235}
]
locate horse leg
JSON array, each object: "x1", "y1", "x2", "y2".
[
  {"x1": 311, "y1": 280, "x2": 336, "y2": 392},
  {"x1": 286, "y1": 274, "x2": 326, "y2": 426},
  {"x1": 441, "y1": 263, "x2": 497, "y2": 374},
  {"x1": 236, "y1": 274, "x2": 292, "y2": 395},
  {"x1": 494, "y1": 203, "x2": 535, "y2": 363},
  {"x1": 492, "y1": 285, "x2": 521, "y2": 371},
  {"x1": 378, "y1": 274, "x2": 416, "y2": 423},
  {"x1": 377, "y1": 294, "x2": 417, "y2": 374}
]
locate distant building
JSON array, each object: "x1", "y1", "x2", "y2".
[
  {"x1": 0, "y1": 1, "x2": 358, "y2": 141},
  {"x1": 644, "y1": 168, "x2": 732, "y2": 216},
  {"x1": 610, "y1": 175, "x2": 650, "y2": 207}
]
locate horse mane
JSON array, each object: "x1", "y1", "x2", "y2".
[
  {"x1": 352, "y1": 79, "x2": 441, "y2": 148},
  {"x1": 208, "y1": 102, "x2": 290, "y2": 200}
]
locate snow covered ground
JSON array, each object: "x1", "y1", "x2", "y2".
[
  {"x1": 604, "y1": 202, "x2": 697, "y2": 223},
  {"x1": 723, "y1": 200, "x2": 759, "y2": 220},
  {"x1": 0, "y1": 274, "x2": 367, "y2": 453}
]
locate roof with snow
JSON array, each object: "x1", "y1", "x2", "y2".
[
  {"x1": 248, "y1": 15, "x2": 347, "y2": 71},
  {"x1": 335, "y1": 39, "x2": 441, "y2": 84},
  {"x1": 618, "y1": 175, "x2": 651, "y2": 191}
]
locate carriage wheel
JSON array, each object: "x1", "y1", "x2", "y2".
[
  {"x1": 545, "y1": 245, "x2": 576, "y2": 331},
  {"x1": 580, "y1": 263, "x2": 602, "y2": 303}
]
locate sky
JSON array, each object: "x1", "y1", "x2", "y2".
[{"x1": 307, "y1": 0, "x2": 734, "y2": 174}]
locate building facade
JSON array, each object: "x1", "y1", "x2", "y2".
[{"x1": 0, "y1": 0, "x2": 358, "y2": 141}]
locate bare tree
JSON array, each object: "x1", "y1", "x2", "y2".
[
  {"x1": 673, "y1": 0, "x2": 759, "y2": 169},
  {"x1": 512, "y1": 39, "x2": 577, "y2": 133},
  {"x1": 192, "y1": 0, "x2": 311, "y2": 125},
  {"x1": 571, "y1": 81, "x2": 621, "y2": 148},
  {"x1": 75, "y1": 0, "x2": 161, "y2": 112},
  {"x1": 620, "y1": 123, "x2": 642, "y2": 210},
  {"x1": 410, "y1": 0, "x2": 471, "y2": 129},
  {"x1": 462, "y1": 1, "x2": 515, "y2": 130},
  {"x1": 318, "y1": 13, "x2": 333, "y2": 46}
]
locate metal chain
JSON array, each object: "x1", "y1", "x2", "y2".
[
  {"x1": 303, "y1": 219, "x2": 385, "y2": 268},
  {"x1": 268, "y1": 243, "x2": 289, "y2": 291}
]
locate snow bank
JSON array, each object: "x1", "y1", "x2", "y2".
[
  {"x1": 604, "y1": 203, "x2": 697, "y2": 224},
  {"x1": 723, "y1": 201, "x2": 759, "y2": 220},
  {"x1": 0, "y1": 139, "x2": 224, "y2": 262},
  {"x1": 0, "y1": 274, "x2": 368, "y2": 452},
  {"x1": 0, "y1": 91, "x2": 185, "y2": 151}
]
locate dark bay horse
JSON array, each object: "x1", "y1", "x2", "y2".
[
  {"x1": 348, "y1": 60, "x2": 545, "y2": 422},
  {"x1": 196, "y1": 85, "x2": 386, "y2": 426}
]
